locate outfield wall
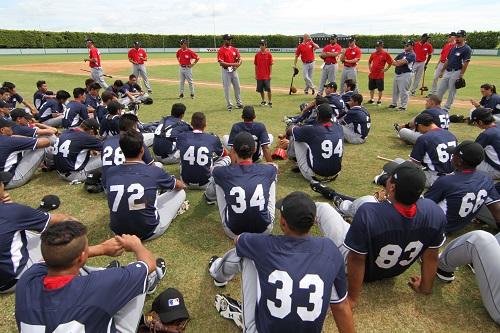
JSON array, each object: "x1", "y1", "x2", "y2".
[{"x1": 0, "y1": 47, "x2": 498, "y2": 56}]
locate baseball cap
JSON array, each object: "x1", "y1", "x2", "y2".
[
  {"x1": 259, "y1": 39, "x2": 266, "y2": 45},
  {"x1": 242, "y1": 106, "x2": 256, "y2": 119},
  {"x1": 277, "y1": 191, "x2": 316, "y2": 231},
  {"x1": 317, "y1": 103, "x2": 333, "y2": 121},
  {"x1": 10, "y1": 108, "x2": 33, "y2": 121},
  {"x1": 324, "y1": 81, "x2": 337, "y2": 90},
  {"x1": 81, "y1": 118, "x2": 100, "y2": 132},
  {"x1": 388, "y1": 161, "x2": 426, "y2": 205},
  {"x1": 448, "y1": 32, "x2": 457, "y2": 37},
  {"x1": 330, "y1": 34, "x2": 338, "y2": 40},
  {"x1": 446, "y1": 140, "x2": 484, "y2": 167},
  {"x1": 232, "y1": 131, "x2": 255, "y2": 155},
  {"x1": 348, "y1": 36, "x2": 356, "y2": 42},
  {"x1": 152, "y1": 288, "x2": 190, "y2": 324},
  {"x1": 39, "y1": 195, "x2": 61, "y2": 212},
  {"x1": 404, "y1": 40, "x2": 415, "y2": 46},
  {"x1": 84, "y1": 38, "x2": 93, "y2": 43},
  {"x1": 0, "y1": 171, "x2": 12, "y2": 185},
  {"x1": 179, "y1": 39, "x2": 187, "y2": 44},
  {"x1": 133, "y1": 41, "x2": 140, "y2": 46},
  {"x1": 376, "y1": 40, "x2": 384, "y2": 46},
  {"x1": 414, "y1": 112, "x2": 434, "y2": 129},
  {"x1": 456, "y1": 30, "x2": 466, "y2": 37},
  {"x1": 421, "y1": 33, "x2": 430, "y2": 38},
  {"x1": 222, "y1": 34, "x2": 233, "y2": 40},
  {"x1": 470, "y1": 107, "x2": 493, "y2": 122},
  {"x1": 0, "y1": 118, "x2": 15, "y2": 128}
]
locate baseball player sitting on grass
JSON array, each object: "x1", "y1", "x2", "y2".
[
  {"x1": 15, "y1": 220, "x2": 167, "y2": 332},
  {"x1": 223, "y1": 106, "x2": 273, "y2": 163},
  {"x1": 0, "y1": 172, "x2": 72, "y2": 294},
  {"x1": 284, "y1": 96, "x2": 329, "y2": 127},
  {"x1": 315, "y1": 162, "x2": 447, "y2": 308},
  {"x1": 287, "y1": 104, "x2": 344, "y2": 183},
  {"x1": 470, "y1": 84, "x2": 500, "y2": 121},
  {"x1": 33, "y1": 80, "x2": 56, "y2": 111},
  {"x1": 2, "y1": 82, "x2": 37, "y2": 115},
  {"x1": 0, "y1": 118, "x2": 51, "y2": 189},
  {"x1": 176, "y1": 112, "x2": 230, "y2": 189},
  {"x1": 208, "y1": 191, "x2": 355, "y2": 333},
  {"x1": 106, "y1": 130, "x2": 186, "y2": 241},
  {"x1": 38, "y1": 90, "x2": 70, "y2": 127},
  {"x1": 0, "y1": 88, "x2": 10, "y2": 118},
  {"x1": 394, "y1": 94, "x2": 450, "y2": 145},
  {"x1": 10, "y1": 108, "x2": 58, "y2": 138},
  {"x1": 84, "y1": 82, "x2": 101, "y2": 111},
  {"x1": 123, "y1": 74, "x2": 152, "y2": 113},
  {"x1": 52, "y1": 118, "x2": 103, "y2": 183},
  {"x1": 99, "y1": 101, "x2": 123, "y2": 137},
  {"x1": 470, "y1": 108, "x2": 500, "y2": 179},
  {"x1": 339, "y1": 93, "x2": 371, "y2": 144},
  {"x1": 340, "y1": 79, "x2": 357, "y2": 109},
  {"x1": 62, "y1": 88, "x2": 92, "y2": 129},
  {"x1": 153, "y1": 103, "x2": 192, "y2": 165},
  {"x1": 95, "y1": 91, "x2": 116, "y2": 124},
  {"x1": 207, "y1": 131, "x2": 277, "y2": 239}
]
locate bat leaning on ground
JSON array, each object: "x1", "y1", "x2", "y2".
[{"x1": 79, "y1": 68, "x2": 113, "y2": 78}]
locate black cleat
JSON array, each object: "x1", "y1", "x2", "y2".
[
  {"x1": 310, "y1": 182, "x2": 336, "y2": 200},
  {"x1": 436, "y1": 268, "x2": 455, "y2": 282}
]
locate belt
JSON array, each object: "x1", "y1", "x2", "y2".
[
  {"x1": 344, "y1": 65, "x2": 356, "y2": 68},
  {"x1": 312, "y1": 172, "x2": 339, "y2": 183},
  {"x1": 324, "y1": 62, "x2": 334, "y2": 65},
  {"x1": 180, "y1": 65, "x2": 190, "y2": 68},
  {"x1": 304, "y1": 60, "x2": 314, "y2": 64},
  {"x1": 446, "y1": 68, "x2": 461, "y2": 72}
]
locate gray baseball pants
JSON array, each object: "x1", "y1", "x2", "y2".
[
  {"x1": 476, "y1": 161, "x2": 500, "y2": 180},
  {"x1": 392, "y1": 72, "x2": 412, "y2": 108},
  {"x1": 340, "y1": 66, "x2": 358, "y2": 93},
  {"x1": 57, "y1": 155, "x2": 102, "y2": 183},
  {"x1": 430, "y1": 62, "x2": 446, "y2": 95},
  {"x1": 398, "y1": 128, "x2": 421, "y2": 145},
  {"x1": 342, "y1": 124, "x2": 366, "y2": 144},
  {"x1": 437, "y1": 69, "x2": 461, "y2": 111},
  {"x1": 5, "y1": 148, "x2": 45, "y2": 189},
  {"x1": 221, "y1": 69, "x2": 242, "y2": 107},
  {"x1": 156, "y1": 150, "x2": 180, "y2": 165},
  {"x1": 185, "y1": 156, "x2": 231, "y2": 190},
  {"x1": 302, "y1": 62, "x2": 316, "y2": 93},
  {"x1": 90, "y1": 67, "x2": 109, "y2": 89},
  {"x1": 318, "y1": 63, "x2": 338, "y2": 94},
  {"x1": 438, "y1": 231, "x2": 500, "y2": 325},
  {"x1": 337, "y1": 195, "x2": 378, "y2": 218},
  {"x1": 132, "y1": 64, "x2": 152, "y2": 91},
  {"x1": 179, "y1": 67, "x2": 195, "y2": 95},
  {"x1": 411, "y1": 61, "x2": 426, "y2": 94},
  {"x1": 144, "y1": 189, "x2": 186, "y2": 241},
  {"x1": 42, "y1": 115, "x2": 64, "y2": 128}
]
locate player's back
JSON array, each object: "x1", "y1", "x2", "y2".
[
  {"x1": 476, "y1": 126, "x2": 500, "y2": 169},
  {"x1": 325, "y1": 93, "x2": 345, "y2": 118},
  {"x1": 412, "y1": 129, "x2": 456, "y2": 174},
  {"x1": 153, "y1": 116, "x2": 191, "y2": 157},
  {"x1": 99, "y1": 114, "x2": 120, "y2": 137},
  {"x1": 422, "y1": 108, "x2": 449, "y2": 129},
  {"x1": 62, "y1": 100, "x2": 88, "y2": 129},
  {"x1": 345, "y1": 199, "x2": 446, "y2": 282},
  {"x1": 236, "y1": 233, "x2": 346, "y2": 333},
  {"x1": 54, "y1": 129, "x2": 102, "y2": 172},
  {"x1": 39, "y1": 99, "x2": 61, "y2": 122},
  {"x1": 228, "y1": 121, "x2": 270, "y2": 161}
]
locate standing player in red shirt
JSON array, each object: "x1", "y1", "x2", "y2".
[
  {"x1": 367, "y1": 40, "x2": 393, "y2": 105},
  {"x1": 318, "y1": 35, "x2": 342, "y2": 96},
  {"x1": 340, "y1": 37, "x2": 362, "y2": 93},
  {"x1": 411, "y1": 33, "x2": 433, "y2": 96},
  {"x1": 294, "y1": 34, "x2": 319, "y2": 95},
  {"x1": 430, "y1": 32, "x2": 456, "y2": 96},
  {"x1": 218, "y1": 34, "x2": 243, "y2": 111},
  {"x1": 83, "y1": 38, "x2": 109, "y2": 89},
  {"x1": 128, "y1": 41, "x2": 152, "y2": 93},
  {"x1": 176, "y1": 39, "x2": 200, "y2": 99},
  {"x1": 254, "y1": 40, "x2": 273, "y2": 107}
]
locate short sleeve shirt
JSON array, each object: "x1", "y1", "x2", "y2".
[
  {"x1": 368, "y1": 50, "x2": 393, "y2": 79},
  {"x1": 227, "y1": 121, "x2": 271, "y2": 162},
  {"x1": 176, "y1": 48, "x2": 199, "y2": 66},
  {"x1": 446, "y1": 44, "x2": 472, "y2": 71},
  {"x1": 254, "y1": 51, "x2": 273, "y2": 80},
  {"x1": 410, "y1": 129, "x2": 457, "y2": 174},
  {"x1": 475, "y1": 126, "x2": 500, "y2": 170},
  {"x1": 322, "y1": 43, "x2": 342, "y2": 64},
  {"x1": 0, "y1": 135, "x2": 37, "y2": 174},
  {"x1": 413, "y1": 41, "x2": 433, "y2": 62},
  {"x1": 295, "y1": 41, "x2": 316, "y2": 63}
]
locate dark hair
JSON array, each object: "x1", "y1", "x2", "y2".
[
  {"x1": 113, "y1": 80, "x2": 124, "y2": 87},
  {"x1": 2, "y1": 82, "x2": 15, "y2": 90},
  {"x1": 350, "y1": 93, "x2": 363, "y2": 105},
  {"x1": 427, "y1": 94, "x2": 442, "y2": 105},
  {"x1": 89, "y1": 82, "x2": 101, "y2": 91},
  {"x1": 41, "y1": 221, "x2": 87, "y2": 269},
  {"x1": 107, "y1": 101, "x2": 122, "y2": 115},
  {"x1": 344, "y1": 79, "x2": 356, "y2": 91},
  {"x1": 73, "y1": 87, "x2": 86, "y2": 98},
  {"x1": 56, "y1": 90, "x2": 71, "y2": 101},
  {"x1": 129, "y1": 74, "x2": 137, "y2": 80},
  {"x1": 101, "y1": 91, "x2": 115, "y2": 103},
  {"x1": 84, "y1": 78, "x2": 95, "y2": 87},
  {"x1": 119, "y1": 130, "x2": 144, "y2": 158},
  {"x1": 191, "y1": 112, "x2": 206, "y2": 129},
  {"x1": 119, "y1": 113, "x2": 139, "y2": 131},
  {"x1": 36, "y1": 80, "x2": 46, "y2": 88},
  {"x1": 481, "y1": 83, "x2": 497, "y2": 94},
  {"x1": 0, "y1": 88, "x2": 6, "y2": 95},
  {"x1": 314, "y1": 96, "x2": 329, "y2": 105},
  {"x1": 171, "y1": 103, "x2": 186, "y2": 117}
]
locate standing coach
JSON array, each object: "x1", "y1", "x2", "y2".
[
  {"x1": 128, "y1": 41, "x2": 152, "y2": 93},
  {"x1": 318, "y1": 35, "x2": 342, "y2": 96},
  {"x1": 411, "y1": 33, "x2": 433, "y2": 96},
  {"x1": 176, "y1": 39, "x2": 200, "y2": 99},
  {"x1": 84, "y1": 38, "x2": 108, "y2": 89},
  {"x1": 294, "y1": 34, "x2": 319, "y2": 95},
  {"x1": 218, "y1": 34, "x2": 243, "y2": 111}
]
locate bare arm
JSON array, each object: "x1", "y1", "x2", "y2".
[
  {"x1": 35, "y1": 137, "x2": 51, "y2": 148},
  {"x1": 408, "y1": 248, "x2": 439, "y2": 294},
  {"x1": 460, "y1": 61, "x2": 470, "y2": 77},
  {"x1": 294, "y1": 55, "x2": 299, "y2": 67},
  {"x1": 88, "y1": 237, "x2": 124, "y2": 258},
  {"x1": 49, "y1": 213, "x2": 77, "y2": 224},
  {"x1": 346, "y1": 251, "x2": 366, "y2": 308},
  {"x1": 330, "y1": 300, "x2": 355, "y2": 333},
  {"x1": 425, "y1": 54, "x2": 432, "y2": 66},
  {"x1": 115, "y1": 234, "x2": 156, "y2": 273}
]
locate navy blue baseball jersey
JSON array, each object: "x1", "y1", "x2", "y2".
[
  {"x1": 228, "y1": 121, "x2": 270, "y2": 162},
  {"x1": 177, "y1": 130, "x2": 223, "y2": 185},
  {"x1": 101, "y1": 135, "x2": 154, "y2": 187},
  {"x1": 480, "y1": 93, "x2": 500, "y2": 114},
  {"x1": 344, "y1": 199, "x2": 447, "y2": 281},
  {"x1": 11, "y1": 124, "x2": 37, "y2": 138},
  {"x1": 292, "y1": 123, "x2": 344, "y2": 177},
  {"x1": 340, "y1": 91, "x2": 354, "y2": 110},
  {"x1": 394, "y1": 51, "x2": 416, "y2": 75},
  {"x1": 95, "y1": 105, "x2": 108, "y2": 124},
  {"x1": 445, "y1": 44, "x2": 472, "y2": 71},
  {"x1": 84, "y1": 94, "x2": 101, "y2": 110},
  {"x1": 100, "y1": 114, "x2": 121, "y2": 137},
  {"x1": 153, "y1": 116, "x2": 192, "y2": 158},
  {"x1": 421, "y1": 108, "x2": 450, "y2": 130},
  {"x1": 124, "y1": 82, "x2": 142, "y2": 93},
  {"x1": 343, "y1": 106, "x2": 371, "y2": 139},
  {"x1": 106, "y1": 163, "x2": 176, "y2": 239},
  {"x1": 476, "y1": 126, "x2": 500, "y2": 171},
  {"x1": 39, "y1": 99, "x2": 64, "y2": 123},
  {"x1": 6, "y1": 93, "x2": 24, "y2": 109},
  {"x1": 53, "y1": 129, "x2": 103, "y2": 172},
  {"x1": 325, "y1": 93, "x2": 345, "y2": 118},
  {"x1": 106, "y1": 86, "x2": 127, "y2": 99},
  {"x1": 236, "y1": 233, "x2": 347, "y2": 333},
  {"x1": 0, "y1": 135, "x2": 37, "y2": 174},
  {"x1": 425, "y1": 170, "x2": 500, "y2": 233},
  {"x1": 62, "y1": 100, "x2": 89, "y2": 128},
  {"x1": 0, "y1": 203, "x2": 49, "y2": 287},
  {"x1": 15, "y1": 261, "x2": 148, "y2": 333},
  {"x1": 213, "y1": 163, "x2": 277, "y2": 235},
  {"x1": 410, "y1": 129, "x2": 457, "y2": 174},
  {"x1": 33, "y1": 91, "x2": 47, "y2": 110}
]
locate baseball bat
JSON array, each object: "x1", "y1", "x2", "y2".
[
  {"x1": 419, "y1": 67, "x2": 428, "y2": 95},
  {"x1": 80, "y1": 69, "x2": 113, "y2": 78},
  {"x1": 376, "y1": 156, "x2": 395, "y2": 162}
]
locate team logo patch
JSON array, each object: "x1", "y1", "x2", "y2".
[
  {"x1": 455, "y1": 53, "x2": 461, "y2": 56},
  {"x1": 233, "y1": 52, "x2": 236, "y2": 55},
  {"x1": 185, "y1": 55, "x2": 189, "y2": 58},
  {"x1": 168, "y1": 298, "x2": 180, "y2": 307}
]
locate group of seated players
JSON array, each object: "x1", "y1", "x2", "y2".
[{"x1": 0, "y1": 75, "x2": 499, "y2": 332}]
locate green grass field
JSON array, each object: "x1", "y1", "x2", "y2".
[{"x1": 0, "y1": 52, "x2": 499, "y2": 332}]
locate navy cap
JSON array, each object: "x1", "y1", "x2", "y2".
[
  {"x1": 81, "y1": 118, "x2": 99, "y2": 132},
  {"x1": 470, "y1": 107, "x2": 493, "y2": 122},
  {"x1": 233, "y1": 131, "x2": 255, "y2": 155},
  {"x1": 277, "y1": 192, "x2": 316, "y2": 231},
  {"x1": 85, "y1": 38, "x2": 93, "y2": 43},
  {"x1": 446, "y1": 140, "x2": 484, "y2": 167},
  {"x1": 414, "y1": 112, "x2": 434, "y2": 129},
  {"x1": 0, "y1": 171, "x2": 12, "y2": 185},
  {"x1": 376, "y1": 39, "x2": 384, "y2": 46},
  {"x1": 0, "y1": 118, "x2": 15, "y2": 128},
  {"x1": 324, "y1": 81, "x2": 337, "y2": 89},
  {"x1": 421, "y1": 33, "x2": 430, "y2": 38},
  {"x1": 448, "y1": 32, "x2": 457, "y2": 37},
  {"x1": 152, "y1": 288, "x2": 190, "y2": 323},
  {"x1": 348, "y1": 36, "x2": 356, "y2": 42},
  {"x1": 133, "y1": 41, "x2": 140, "y2": 46},
  {"x1": 330, "y1": 34, "x2": 338, "y2": 40},
  {"x1": 404, "y1": 40, "x2": 415, "y2": 46},
  {"x1": 242, "y1": 106, "x2": 256, "y2": 119},
  {"x1": 456, "y1": 30, "x2": 466, "y2": 37},
  {"x1": 222, "y1": 34, "x2": 233, "y2": 40},
  {"x1": 179, "y1": 39, "x2": 187, "y2": 44},
  {"x1": 39, "y1": 195, "x2": 61, "y2": 212}
]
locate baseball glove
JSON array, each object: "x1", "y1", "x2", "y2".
[
  {"x1": 292, "y1": 67, "x2": 299, "y2": 77},
  {"x1": 290, "y1": 86, "x2": 297, "y2": 94},
  {"x1": 142, "y1": 97, "x2": 154, "y2": 105},
  {"x1": 137, "y1": 311, "x2": 190, "y2": 333},
  {"x1": 373, "y1": 189, "x2": 388, "y2": 202},
  {"x1": 455, "y1": 78, "x2": 466, "y2": 89}
]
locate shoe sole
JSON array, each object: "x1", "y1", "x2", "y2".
[{"x1": 436, "y1": 271, "x2": 455, "y2": 282}]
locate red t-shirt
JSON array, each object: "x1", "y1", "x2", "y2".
[
  {"x1": 128, "y1": 48, "x2": 148, "y2": 64},
  {"x1": 254, "y1": 51, "x2": 273, "y2": 80},
  {"x1": 439, "y1": 42, "x2": 455, "y2": 63},
  {"x1": 176, "y1": 48, "x2": 200, "y2": 66},
  {"x1": 89, "y1": 47, "x2": 101, "y2": 68},
  {"x1": 217, "y1": 46, "x2": 240, "y2": 64},
  {"x1": 295, "y1": 41, "x2": 316, "y2": 63},
  {"x1": 413, "y1": 41, "x2": 433, "y2": 62},
  {"x1": 343, "y1": 46, "x2": 362, "y2": 67},
  {"x1": 322, "y1": 43, "x2": 342, "y2": 64},
  {"x1": 368, "y1": 50, "x2": 393, "y2": 79}
]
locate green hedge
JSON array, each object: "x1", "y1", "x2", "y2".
[{"x1": 0, "y1": 29, "x2": 498, "y2": 49}]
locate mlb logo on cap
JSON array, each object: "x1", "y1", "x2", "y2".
[{"x1": 168, "y1": 298, "x2": 180, "y2": 307}]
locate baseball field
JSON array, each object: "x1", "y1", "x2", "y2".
[{"x1": 1, "y1": 52, "x2": 499, "y2": 332}]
